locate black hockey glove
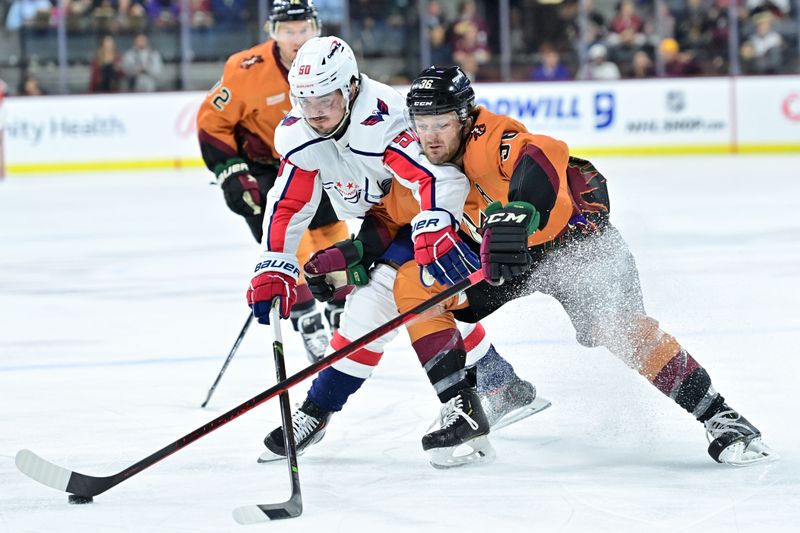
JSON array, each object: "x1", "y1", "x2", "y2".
[
  {"x1": 303, "y1": 239, "x2": 369, "y2": 302},
  {"x1": 214, "y1": 158, "x2": 264, "y2": 217},
  {"x1": 479, "y1": 201, "x2": 540, "y2": 286}
]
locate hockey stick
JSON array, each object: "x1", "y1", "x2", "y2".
[
  {"x1": 233, "y1": 303, "x2": 302, "y2": 523},
  {"x1": 201, "y1": 313, "x2": 254, "y2": 408},
  {"x1": 15, "y1": 269, "x2": 485, "y2": 500}
]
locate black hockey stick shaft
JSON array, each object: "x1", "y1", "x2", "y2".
[
  {"x1": 270, "y1": 302, "x2": 302, "y2": 512},
  {"x1": 232, "y1": 305, "x2": 304, "y2": 523},
  {"x1": 17, "y1": 270, "x2": 485, "y2": 498},
  {"x1": 201, "y1": 313, "x2": 254, "y2": 408}
]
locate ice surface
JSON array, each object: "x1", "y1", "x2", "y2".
[{"x1": 1, "y1": 155, "x2": 798, "y2": 532}]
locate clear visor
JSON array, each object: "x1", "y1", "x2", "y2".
[
  {"x1": 267, "y1": 19, "x2": 320, "y2": 40},
  {"x1": 409, "y1": 111, "x2": 461, "y2": 134},
  {"x1": 294, "y1": 90, "x2": 346, "y2": 119}
]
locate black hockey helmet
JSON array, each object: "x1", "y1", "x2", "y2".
[
  {"x1": 268, "y1": 0, "x2": 319, "y2": 35},
  {"x1": 407, "y1": 66, "x2": 476, "y2": 123}
]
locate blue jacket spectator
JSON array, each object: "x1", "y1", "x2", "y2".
[{"x1": 529, "y1": 44, "x2": 571, "y2": 81}]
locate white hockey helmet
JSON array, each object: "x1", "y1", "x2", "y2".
[{"x1": 289, "y1": 36, "x2": 360, "y2": 129}]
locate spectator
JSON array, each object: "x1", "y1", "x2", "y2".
[
  {"x1": 89, "y1": 34, "x2": 123, "y2": 92},
  {"x1": 745, "y1": 0, "x2": 790, "y2": 16},
  {"x1": 90, "y1": 0, "x2": 124, "y2": 33},
  {"x1": 5, "y1": 0, "x2": 52, "y2": 31},
  {"x1": 529, "y1": 43, "x2": 571, "y2": 81},
  {"x1": 20, "y1": 75, "x2": 46, "y2": 95},
  {"x1": 450, "y1": 0, "x2": 489, "y2": 80},
  {"x1": 209, "y1": 0, "x2": 245, "y2": 28},
  {"x1": 146, "y1": 0, "x2": 178, "y2": 28},
  {"x1": 630, "y1": 50, "x2": 655, "y2": 78},
  {"x1": 577, "y1": 43, "x2": 621, "y2": 80},
  {"x1": 574, "y1": 0, "x2": 608, "y2": 48},
  {"x1": 189, "y1": 0, "x2": 213, "y2": 28},
  {"x1": 660, "y1": 37, "x2": 703, "y2": 77},
  {"x1": 741, "y1": 10, "x2": 784, "y2": 74},
  {"x1": 127, "y1": 1, "x2": 149, "y2": 32},
  {"x1": 424, "y1": 0, "x2": 452, "y2": 66},
  {"x1": 610, "y1": 26, "x2": 642, "y2": 77},
  {"x1": 121, "y1": 32, "x2": 163, "y2": 91},
  {"x1": 607, "y1": 0, "x2": 645, "y2": 47}
]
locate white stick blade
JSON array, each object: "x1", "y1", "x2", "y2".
[
  {"x1": 232, "y1": 505, "x2": 271, "y2": 525},
  {"x1": 15, "y1": 449, "x2": 72, "y2": 491}
]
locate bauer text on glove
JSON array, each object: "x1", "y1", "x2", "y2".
[
  {"x1": 247, "y1": 252, "x2": 300, "y2": 324},
  {"x1": 411, "y1": 209, "x2": 479, "y2": 286},
  {"x1": 215, "y1": 158, "x2": 264, "y2": 217}
]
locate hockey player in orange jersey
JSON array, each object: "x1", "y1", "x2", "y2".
[
  {"x1": 197, "y1": 0, "x2": 348, "y2": 362},
  {"x1": 393, "y1": 66, "x2": 774, "y2": 468}
]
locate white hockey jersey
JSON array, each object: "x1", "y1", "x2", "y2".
[{"x1": 261, "y1": 75, "x2": 470, "y2": 260}]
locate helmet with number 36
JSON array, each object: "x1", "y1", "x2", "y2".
[{"x1": 406, "y1": 65, "x2": 475, "y2": 124}]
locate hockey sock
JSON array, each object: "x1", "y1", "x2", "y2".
[
  {"x1": 307, "y1": 368, "x2": 366, "y2": 412},
  {"x1": 412, "y1": 328, "x2": 471, "y2": 402},
  {"x1": 307, "y1": 331, "x2": 384, "y2": 412},
  {"x1": 628, "y1": 317, "x2": 724, "y2": 420},
  {"x1": 461, "y1": 323, "x2": 516, "y2": 393},
  {"x1": 475, "y1": 345, "x2": 516, "y2": 393}
]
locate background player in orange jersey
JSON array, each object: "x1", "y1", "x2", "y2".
[
  {"x1": 393, "y1": 65, "x2": 775, "y2": 468},
  {"x1": 197, "y1": 1, "x2": 348, "y2": 362}
]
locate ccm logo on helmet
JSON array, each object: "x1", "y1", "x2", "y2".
[
  {"x1": 254, "y1": 259, "x2": 300, "y2": 276},
  {"x1": 487, "y1": 212, "x2": 528, "y2": 225}
]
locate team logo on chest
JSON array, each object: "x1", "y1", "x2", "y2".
[
  {"x1": 361, "y1": 98, "x2": 390, "y2": 125},
  {"x1": 327, "y1": 179, "x2": 362, "y2": 203},
  {"x1": 239, "y1": 55, "x2": 263, "y2": 69}
]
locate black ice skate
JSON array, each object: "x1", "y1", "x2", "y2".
[
  {"x1": 422, "y1": 388, "x2": 494, "y2": 469},
  {"x1": 703, "y1": 403, "x2": 776, "y2": 466},
  {"x1": 480, "y1": 377, "x2": 552, "y2": 431},
  {"x1": 295, "y1": 310, "x2": 329, "y2": 363},
  {"x1": 258, "y1": 399, "x2": 332, "y2": 463}
]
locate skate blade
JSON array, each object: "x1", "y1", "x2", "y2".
[
  {"x1": 491, "y1": 396, "x2": 552, "y2": 431},
  {"x1": 719, "y1": 438, "x2": 778, "y2": 466},
  {"x1": 428, "y1": 436, "x2": 496, "y2": 470},
  {"x1": 257, "y1": 448, "x2": 307, "y2": 463}
]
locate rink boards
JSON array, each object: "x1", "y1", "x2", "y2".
[{"x1": 1, "y1": 75, "x2": 799, "y2": 175}]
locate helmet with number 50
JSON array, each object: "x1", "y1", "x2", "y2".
[{"x1": 289, "y1": 36, "x2": 361, "y2": 137}]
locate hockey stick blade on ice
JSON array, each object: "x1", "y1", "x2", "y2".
[
  {"x1": 201, "y1": 312, "x2": 253, "y2": 408},
  {"x1": 233, "y1": 303, "x2": 302, "y2": 524},
  {"x1": 15, "y1": 270, "x2": 485, "y2": 499}
]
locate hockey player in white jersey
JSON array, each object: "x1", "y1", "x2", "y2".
[{"x1": 247, "y1": 36, "x2": 547, "y2": 466}]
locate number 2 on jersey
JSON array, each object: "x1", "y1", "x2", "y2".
[{"x1": 211, "y1": 86, "x2": 232, "y2": 110}]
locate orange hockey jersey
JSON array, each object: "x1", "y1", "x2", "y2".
[
  {"x1": 197, "y1": 40, "x2": 292, "y2": 170},
  {"x1": 459, "y1": 107, "x2": 575, "y2": 248}
]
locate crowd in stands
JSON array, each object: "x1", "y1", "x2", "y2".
[
  {"x1": 3, "y1": 0, "x2": 252, "y2": 33},
  {"x1": 1, "y1": 0, "x2": 798, "y2": 95}
]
